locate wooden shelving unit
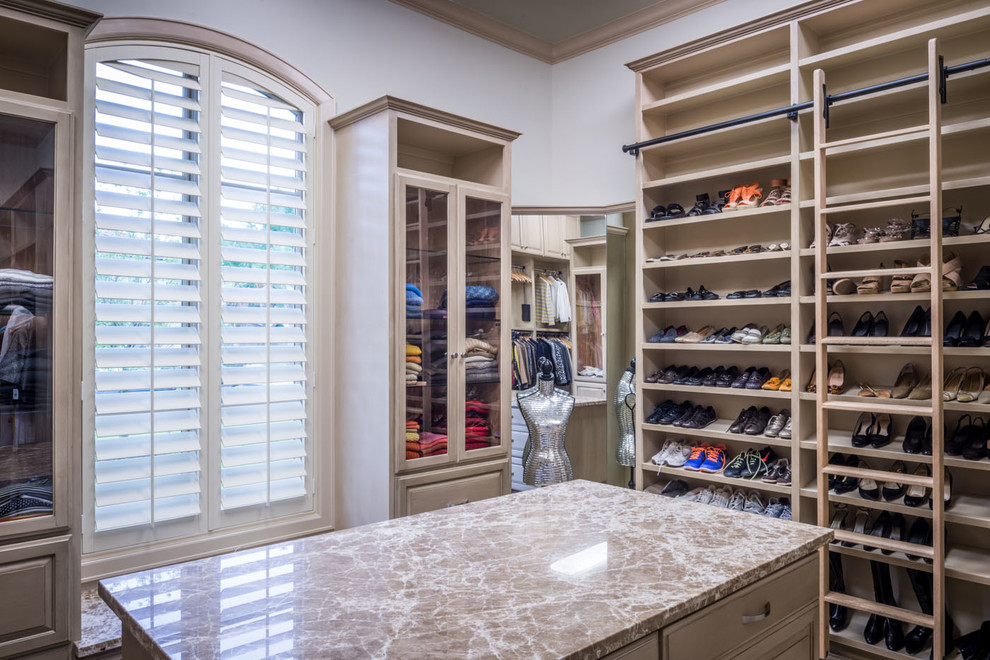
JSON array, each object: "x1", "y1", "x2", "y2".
[{"x1": 629, "y1": 1, "x2": 990, "y2": 658}]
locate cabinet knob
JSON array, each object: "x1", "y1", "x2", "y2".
[{"x1": 450, "y1": 352, "x2": 459, "y2": 359}]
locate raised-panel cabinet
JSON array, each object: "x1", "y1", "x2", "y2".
[{"x1": 333, "y1": 97, "x2": 518, "y2": 529}]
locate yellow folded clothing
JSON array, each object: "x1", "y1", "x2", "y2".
[
  {"x1": 405, "y1": 431, "x2": 420, "y2": 441},
  {"x1": 405, "y1": 344, "x2": 422, "y2": 356}
]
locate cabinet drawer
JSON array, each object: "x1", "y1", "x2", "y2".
[
  {"x1": 604, "y1": 631, "x2": 659, "y2": 660},
  {"x1": 397, "y1": 462, "x2": 508, "y2": 516},
  {"x1": 662, "y1": 553, "x2": 818, "y2": 660},
  {"x1": 0, "y1": 536, "x2": 71, "y2": 656}
]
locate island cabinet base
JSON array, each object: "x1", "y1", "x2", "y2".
[{"x1": 607, "y1": 553, "x2": 819, "y2": 660}]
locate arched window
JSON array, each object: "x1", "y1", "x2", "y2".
[{"x1": 83, "y1": 23, "x2": 332, "y2": 562}]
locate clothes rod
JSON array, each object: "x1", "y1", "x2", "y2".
[{"x1": 621, "y1": 56, "x2": 990, "y2": 155}]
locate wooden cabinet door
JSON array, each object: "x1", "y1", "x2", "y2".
[
  {"x1": 521, "y1": 215, "x2": 544, "y2": 255},
  {"x1": 509, "y1": 215, "x2": 523, "y2": 251}
]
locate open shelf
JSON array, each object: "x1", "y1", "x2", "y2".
[
  {"x1": 643, "y1": 297, "x2": 791, "y2": 310},
  {"x1": 644, "y1": 250, "x2": 791, "y2": 269},
  {"x1": 798, "y1": 175, "x2": 990, "y2": 209},
  {"x1": 643, "y1": 202, "x2": 791, "y2": 230},
  {"x1": 641, "y1": 462, "x2": 792, "y2": 495},
  {"x1": 642, "y1": 155, "x2": 791, "y2": 190},
  {"x1": 643, "y1": 343, "x2": 792, "y2": 353},
  {"x1": 643, "y1": 382, "x2": 792, "y2": 400},
  {"x1": 642, "y1": 420, "x2": 793, "y2": 449},
  {"x1": 800, "y1": 433, "x2": 990, "y2": 473},
  {"x1": 642, "y1": 64, "x2": 791, "y2": 116},
  {"x1": 798, "y1": 233, "x2": 990, "y2": 256},
  {"x1": 798, "y1": 117, "x2": 990, "y2": 161},
  {"x1": 799, "y1": 290, "x2": 988, "y2": 304},
  {"x1": 829, "y1": 610, "x2": 929, "y2": 660}
]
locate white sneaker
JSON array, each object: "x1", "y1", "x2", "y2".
[
  {"x1": 694, "y1": 486, "x2": 717, "y2": 505},
  {"x1": 727, "y1": 489, "x2": 747, "y2": 511},
  {"x1": 677, "y1": 487, "x2": 704, "y2": 502},
  {"x1": 651, "y1": 439, "x2": 675, "y2": 465},
  {"x1": 709, "y1": 488, "x2": 732, "y2": 508},
  {"x1": 743, "y1": 491, "x2": 765, "y2": 515},
  {"x1": 665, "y1": 440, "x2": 695, "y2": 467}
]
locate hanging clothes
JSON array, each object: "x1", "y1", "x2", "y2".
[
  {"x1": 550, "y1": 276, "x2": 571, "y2": 323},
  {"x1": 534, "y1": 275, "x2": 556, "y2": 324}
]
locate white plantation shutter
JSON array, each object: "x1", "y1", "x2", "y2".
[
  {"x1": 218, "y1": 73, "x2": 308, "y2": 511},
  {"x1": 92, "y1": 58, "x2": 204, "y2": 532},
  {"x1": 87, "y1": 45, "x2": 316, "y2": 549}
]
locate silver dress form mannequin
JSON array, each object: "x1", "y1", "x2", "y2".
[
  {"x1": 521, "y1": 357, "x2": 575, "y2": 486},
  {"x1": 614, "y1": 359, "x2": 636, "y2": 488}
]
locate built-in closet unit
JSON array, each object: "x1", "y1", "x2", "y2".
[
  {"x1": 0, "y1": 1, "x2": 100, "y2": 656},
  {"x1": 628, "y1": 1, "x2": 990, "y2": 658},
  {"x1": 333, "y1": 96, "x2": 518, "y2": 527}
]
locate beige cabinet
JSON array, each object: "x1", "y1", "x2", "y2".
[
  {"x1": 332, "y1": 97, "x2": 518, "y2": 528},
  {"x1": 0, "y1": 2, "x2": 99, "y2": 656}
]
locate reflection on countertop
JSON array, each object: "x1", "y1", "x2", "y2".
[{"x1": 100, "y1": 480, "x2": 830, "y2": 659}]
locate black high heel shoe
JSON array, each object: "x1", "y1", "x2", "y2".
[
  {"x1": 944, "y1": 310, "x2": 967, "y2": 346},
  {"x1": 902, "y1": 416, "x2": 927, "y2": 454},
  {"x1": 852, "y1": 311, "x2": 874, "y2": 337},
  {"x1": 900, "y1": 305, "x2": 926, "y2": 337},
  {"x1": 947, "y1": 414, "x2": 974, "y2": 456},
  {"x1": 882, "y1": 461, "x2": 908, "y2": 502},
  {"x1": 863, "y1": 510, "x2": 891, "y2": 551},
  {"x1": 852, "y1": 412, "x2": 875, "y2": 448},
  {"x1": 905, "y1": 517, "x2": 931, "y2": 561},
  {"x1": 883, "y1": 513, "x2": 906, "y2": 556},
  {"x1": 870, "y1": 413, "x2": 892, "y2": 448},
  {"x1": 960, "y1": 310, "x2": 986, "y2": 347},
  {"x1": 857, "y1": 459, "x2": 880, "y2": 501},
  {"x1": 871, "y1": 311, "x2": 889, "y2": 337},
  {"x1": 904, "y1": 464, "x2": 932, "y2": 507}
]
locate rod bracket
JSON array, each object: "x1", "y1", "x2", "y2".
[
  {"x1": 786, "y1": 110, "x2": 798, "y2": 121},
  {"x1": 822, "y1": 83, "x2": 831, "y2": 129},
  {"x1": 939, "y1": 55, "x2": 948, "y2": 104},
  {"x1": 622, "y1": 144, "x2": 639, "y2": 156}
]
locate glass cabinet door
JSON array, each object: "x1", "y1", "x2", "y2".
[
  {"x1": 574, "y1": 272, "x2": 604, "y2": 380},
  {"x1": 0, "y1": 113, "x2": 56, "y2": 525},
  {"x1": 460, "y1": 193, "x2": 506, "y2": 457},
  {"x1": 401, "y1": 182, "x2": 452, "y2": 468}
]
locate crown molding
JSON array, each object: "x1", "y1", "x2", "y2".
[
  {"x1": 0, "y1": 0, "x2": 101, "y2": 32},
  {"x1": 88, "y1": 17, "x2": 334, "y2": 106},
  {"x1": 626, "y1": 0, "x2": 851, "y2": 71},
  {"x1": 388, "y1": 0, "x2": 731, "y2": 64},
  {"x1": 512, "y1": 202, "x2": 635, "y2": 215},
  {"x1": 330, "y1": 95, "x2": 521, "y2": 142},
  {"x1": 388, "y1": 0, "x2": 553, "y2": 63}
]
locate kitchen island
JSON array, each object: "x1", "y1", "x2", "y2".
[{"x1": 100, "y1": 480, "x2": 831, "y2": 659}]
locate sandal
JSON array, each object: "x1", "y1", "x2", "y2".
[
  {"x1": 856, "y1": 263, "x2": 887, "y2": 295},
  {"x1": 888, "y1": 260, "x2": 913, "y2": 293},
  {"x1": 858, "y1": 227, "x2": 883, "y2": 244},
  {"x1": 910, "y1": 257, "x2": 933, "y2": 292},
  {"x1": 974, "y1": 214, "x2": 990, "y2": 235},
  {"x1": 722, "y1": 186, "x2": 745, "y2": 211},
  {"x1": 828, "y1": 223, "x2": 857, "y2": 246},
  {"x1": 663, "y1": 203, "x2": 686, "y2": 220},
  {"x1": 736, "y1": 183, "x2": 763, "y2": 210},
  {"x1": 686, "y1": 193, "x2": 712, "y2": 216},
  {"x1": 760, "y1": 179, "x2": 789, "y2": 207},
  {"x1": 648, "y1": 205, "x2": 667, "y2": 221},
  {"x1": 881, "y1": 217, "x2": 912, "y2": 242},
  {"x1": 942, "y1": 252, "x2": 962, "y2": 291},
  {"x1": 810, "y1": 222, "x2": 834, "y2": 249},
  {"x1": 858, "y1": 383, "x2": 891, "y2": 398}
]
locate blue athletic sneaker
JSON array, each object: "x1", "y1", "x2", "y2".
[
  {"x1": 698, "y1": 444, "x2": 727, "y2": 473},
  {"x1": 681, "y1": 443, "x2": 709, "y2": 471}
]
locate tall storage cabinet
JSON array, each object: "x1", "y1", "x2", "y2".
[
  {"x1": 333, "y1": 97, "x2": 518, "y2": 529},
  {"x1": 628, "y1": 1, "x2": 990, "y2": 658},
  {"x1": 0, "y1": 1, "x2": 100, "y2": 657}
]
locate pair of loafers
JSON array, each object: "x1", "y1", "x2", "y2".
[{"x1": 730, "y1": 366, "x2": 770, "y2": 389}]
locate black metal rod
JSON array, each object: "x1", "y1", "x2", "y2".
[{"x1": 622, "y1": 56, "x2": 990, "y2": 155}]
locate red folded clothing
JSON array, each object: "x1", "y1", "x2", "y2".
[
  {"x1": 465, "y1": 399, "x2": 490, "y2": 413},
  {"x1": 423, "y1": 446, "x2": 447, "y2": 457},
  {"x1": 406, "y1": 450, "x2": 421, "y2": 459},
  {"x1": 466, "y1": 440, "x2": 491, "y2": 450}
]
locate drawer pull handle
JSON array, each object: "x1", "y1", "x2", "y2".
[
  {"x1": 741, "y1": 602, "x2": 771, "y2": 625},
  {"x1": 444, "y1": 499, "x2": 469, "y2": 508}
]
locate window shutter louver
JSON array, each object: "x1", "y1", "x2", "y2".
[
  {"x1": 218, "y1": 75, "x2": 308, "y2": 512},
  {"x1": 93, "y1": 58, "x2": 203, "y2": 532}
]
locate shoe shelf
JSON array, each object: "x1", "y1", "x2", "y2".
[
  {"x1": 799, "y1": 290, "x2": 988, "y2": 304},
  {"x1": 642, "y1": 382, "x2": 792, "y2": 399},
  {"x1": 643, "y1": 203, "x2": 791, "y2": 230},
  {"x1": 644, "y1": 343, "x2": 792, "y2": 353},
  {"x1": 799, "y1": 434, "x2": 990, "y2": 474},
  {"x1": 641, "y1": 463, "x2": 792, "y2": 496},
  {"x1": 641, "y1": 155, "x2": 791, "y2": 191},
  {"x1": 798, "y1": 174, "x2": 990, "y2": 209},
  {"x1": 644, "y1": 250, "x2": 791, "y2": 269},
  {"x1": 632, "y1": 5, "x2": 990, "y2": 656},
  {"x1": 798, "y1": 233, "x2": 990, "y2": 257},
  {"x1": 643, "y1": 297, "x2": 791, "y2": 310},
  {"x1": 828, "y1": 610, "x2": 930, "y2": 660},
  {"x1": 642, "y1": 421, "x2": 793, "y2": 450}
]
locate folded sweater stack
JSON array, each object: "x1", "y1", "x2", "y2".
[
  {"x1": 465, "y1": 399, "x2": 493, "y2": 450},
  {"x1": 465, "y1": 337, "x2": 498, "y2": 384},
  {"x1": 406, "y1": 343, "x2": 422, "y2": 382},
  {"x1": 406, "y1": 283, "x2": 424, "y2": 318},
  {"x1": 406, "y1": 431, "x2": 448, "y2": 459}
]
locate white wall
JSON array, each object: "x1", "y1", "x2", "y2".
[
  {"x1": 548, "y1": 0, "x2": 806, "y2": 207},
  {"x1": 66, "y1": 0, "x2": 809, "y2": 205},
  {"x1": 65, "y1": 0, "x2": 553, "y2": 204}
]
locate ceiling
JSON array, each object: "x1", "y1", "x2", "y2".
[
  {"x1": 449, "y1": 0, "x2": 665, "y2": 44},
  {"x1": 389, "y1": 0, "x2": 727, "y2": 63}
]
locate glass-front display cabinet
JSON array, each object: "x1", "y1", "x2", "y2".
[
  {"x1": 398, "y1": 176, "x2": 509, "y2": 472},
  {"x1": 573, "y1": 271, "x2": 604, "y2": 381}
]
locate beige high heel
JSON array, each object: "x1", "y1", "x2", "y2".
[
  {"x1": 828, "y1": 360, "x2": 846, "y2": 395},
  {"x1": 908, "y1": 372, "x2": 933, "y2": 400},
  {"x1": 957, "y1": 367, "x2": 986, "y2": 403},
  {"x1": 943, "y1": 366, "x2": 967, "y2": 401}
]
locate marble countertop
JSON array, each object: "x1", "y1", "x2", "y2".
[
  {"x1": 100, "y1": 481, "x2": 830, "y2": 659},
  {"x1": 573, "y1": 395, "x2": 606, "y2": 407}
]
